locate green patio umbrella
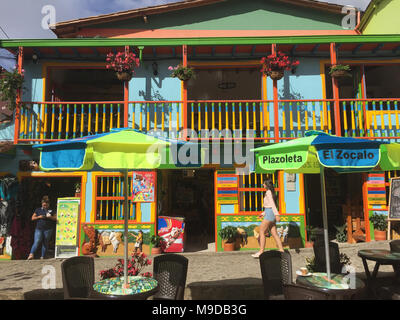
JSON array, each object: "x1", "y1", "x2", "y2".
[
  {"x1": 33, "y1": 128, "x2": 203, "y2": 287},
  {"x1": 252, "y1": 130, "x2": 400, "y2": 280}
]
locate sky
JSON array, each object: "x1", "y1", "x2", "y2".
[{"x1": 0, "y1": 0, "x2": 371, "y2": 39}]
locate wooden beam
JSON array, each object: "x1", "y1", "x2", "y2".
[
  {"x1": 372, "y1": 43, "x2": 384, "y2": 54},
  {"x1": 352, "y1": 43, "x2": 363, "y2": 55}
]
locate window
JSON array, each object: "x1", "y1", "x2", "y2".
[
  {"x1": 95, "y1": 174, "x2": 135, "y2": 222},
  {"x1": 239, "y1": 172, "x2": 279, "y2": 213}
]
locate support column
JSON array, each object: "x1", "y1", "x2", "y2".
[
  {"x1": 272, "y1": 44, "x2": 279, "y2": 143},
  {"x1": 124, "y1": 45, "x2": 129, "y2": 128},
  {"x1": 182, "y1": 44, "x2": 188, "y2": 140},
  {"x1": 14, "y1": 46, "x2": 23, "y2": 144},
  {"x1": 330, "y1": 43, "x2": 341, "y2": 136}
]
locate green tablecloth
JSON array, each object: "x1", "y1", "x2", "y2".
[{"x1": 93, "y1": 276, "x2": 158, "y2": 296}]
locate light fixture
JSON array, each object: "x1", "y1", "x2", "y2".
[
  {"x1": 152, "y1": 61, "x2": 158, "y2": 76},
  {"x1": 32, "y1": 53, "x2": 39, "y2": 64}
]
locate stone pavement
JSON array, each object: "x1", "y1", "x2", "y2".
[{"x1": 0, "y1": 240, "x2": 396, "y2": 300}]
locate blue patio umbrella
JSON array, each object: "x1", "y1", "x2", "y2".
[
  {"x1": 252, "y1": 131, "x2": 400, "y2": 280},
  {"x1": 33, "y1": 128, "x2": 203, "y2": 287}
]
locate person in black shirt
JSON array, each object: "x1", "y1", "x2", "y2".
[{"x1": 27, "y1": 197, "x2": 57, "y2": 260}]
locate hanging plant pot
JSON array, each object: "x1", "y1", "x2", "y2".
[
  {"x1": 177, "y1": 74, "x2": 192, "y2": 81},
  {"x1": 330, "y1": 70, "x2": 351, "y2": 78},
  {"x1": 116, "y1": 71, "x2": 133, "y2": 81},
  {"x1": 374, "y1": 230, "x2": 387, "y2": 241},
  {"x1": 268, "y1": 70, "x2": 284, "y2": 81}
]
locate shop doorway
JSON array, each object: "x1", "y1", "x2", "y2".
[
  {"x1": 304, "y1": 171, "x2": 364, "y2": 241},
  {"x1": 18, "y1": 176, "x2": 81, "y2": 258},
  {"x1": 158, "y1": 169, "x2": 215, "y2": 252}
]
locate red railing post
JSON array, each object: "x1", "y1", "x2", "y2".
[
  {"x1": 14, "y1": 46, "x2": 23, "y2": 144},
  {"x1": 330, "y1": 42, "x2": 342, "y2": 136},
  {"x1": 182, "y1": 44, "x2": 188, "y2": 140},
  {"x1": 272, "y1": 44, "x2": 279, "y2": 143}
]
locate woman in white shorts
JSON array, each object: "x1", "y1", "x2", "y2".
[{"x1": 252, "y1": 179, "x2": 284, "y2": 258}]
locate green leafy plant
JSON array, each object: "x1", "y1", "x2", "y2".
[
  {"x1": 334, "y1": 224, "x2": 347, "y2": 243},
  {"x1": 99, "y1": 252, "x2": 152, "y2": 280},
  {"x1": 306, "y1": 226, "x2": 318, "y2": 242},
  {"x1": 305, "y1": 253, "x2": 351, "y2": 273},
  {"x1": 0, "y1": 68, "x2": 24, "y2": 111},
  {"x1": 369, "y1": 213, "x2": 388, "y2": 231},
  {"x1": 329, "y1": 64, "x2": 351, "y2": 76},
  {"x1": 169, "y1": 64, "x2": 194, "y2": 81},
  {"x1": 150, "y1": 235, "x2": 165, "y2": 248},
  {"x1": 218, "y1": 226, "x2": 238, "y2": 243}
]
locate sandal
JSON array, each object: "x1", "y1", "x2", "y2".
[
  {"x1": 27, "y1": 254, "x2": 34, "y2": 260},
  {"x1": 251, "y1": 252, "x2": 263, "y2": 258}
]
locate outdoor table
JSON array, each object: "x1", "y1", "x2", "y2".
[
  {"x1": 296, "y1": 272, "x2": 366, "y2": 300},
  {"x1": 90, "y1": 276, "x2": 158, "y2": 300},
  {"x1": 358, "y1": 249, "x2": 400, "y2": 295}
]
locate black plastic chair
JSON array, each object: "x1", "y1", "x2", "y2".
[
  {"x1": 313, "y1": 241, "x2": 342, "y2": 274},
  {"x1": 61, "y1": 256, "x2": 95, "y2": 300},
  {"x1": 283, "y1": 284, "x2": 331, "y2": 300},
  {"x1": 259, "y1": 250, "x2": 292, "y2": 299},
  {"x1": 390, "y1": 240, "x2": 400, "y2": 277},
  {"x1": 153, "y1": 253, "x2": 189, "y2": 300}
]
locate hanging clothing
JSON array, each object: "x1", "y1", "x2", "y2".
[
  {"x1": 10, "y1": 215, "x2": 33, "y2": 260},
  {"x1": 0, "y1": 175, "x2": 18, "y2": 201}
]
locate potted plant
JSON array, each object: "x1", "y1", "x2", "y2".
[
  {"x1": 218, "y1": 226, "x2": 238, "y2": 251},
  {"x1": 99, "y1": 251, "x2": 152, "y2": 280},
  {"x1": 0, "y1": 67, "x2": 24, "y2": 111},
  {"x1": 329, "y1": 64, "x2": 351, "y2": 78},
  {"x1": 305, "y1": 253, "x2": 351, "y2": 274},
  {"x1": 169, "y1": 64, "x2": 194, "y2": 81},
  {"x1": 260, "y1": 51, "x2": 299, "y2": 81},
  {"x1": 150, "y1": 235, "x2": 165, "y2": 254},
  {"x1": 106, "y1": 51, "x2": 140, "y2": 81},
  {"x1": 369, "y1": 213, "x2": 388, "y2": 241},
  {"x1": 305, "y1": 226, "x2": 317, "y2": 248},
  {"x1": 74, "y1": 182, "x2": 81, "y2": 197},
  {"x1": 334, "y1": 224, "x2": 348, "y2": 243}
]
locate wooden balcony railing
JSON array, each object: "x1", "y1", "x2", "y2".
[{"x1": 17, "y1": 98, "x2": 400, "y2": 144}]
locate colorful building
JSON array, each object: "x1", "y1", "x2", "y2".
[{"x1": 1, "y1": 0, "x2": 400, "y2": 259}]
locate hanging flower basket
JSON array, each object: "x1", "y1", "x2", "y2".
[
  {"x1": 106, "y1": 51, "x2": 140, "y2": 81},
  {"x1": 268, "y1": 70, "x2": 285, "y2": 81},
  {"x1": 116, "y1": 71, "x2": 133, "y2": 81},
  {"x1": 260, "y1": 52, "x2": 299, "y2": 81},
  {"x1": 329, "y1": 65, "x2": 352, "y2": 78},
  {"x1": 169, "y1": 64, "x2": 194, "y2": 81}
]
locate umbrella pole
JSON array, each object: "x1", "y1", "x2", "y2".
[
  {"x1": 123, "y1": 169, "x2": 129, "y2": 288},
  {"x1": 319, "y1": 166, "x2": 331, "y2": 281}
]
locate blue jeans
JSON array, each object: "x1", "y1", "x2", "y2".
[{"x1": 30, "y1": 228, "x2": 53, "y2": 258}]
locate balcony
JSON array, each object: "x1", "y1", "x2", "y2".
[{"x1": 17, "y1": 98, "x2": 400, "y2": 144}]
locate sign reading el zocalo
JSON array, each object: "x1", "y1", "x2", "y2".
[{"x1": 259, "y1": 148, "x2": 379, "y2": 170}]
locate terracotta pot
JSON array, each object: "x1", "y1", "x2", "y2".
[
  {"x1": 151, "y1": 247, "x2": 162, "y2": 255},
  {"x1": 304, "y1": 241, "x2": 314, "y2": 248},
  {"x1": 374, "y1": 230, "x2": 387, "y2": 241},
  {"x1": 75, "y1": 192, "x2": 81, "y2": 197},
  {"x1": 223, "y1": 242, "x2": 235, "y2": 251},
  {"x1": 268, "y1": 70, "x2": 284, "y2": 81},
  {"x1": 116, "y1": 72, "x2": 133, "y2": 81}
]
